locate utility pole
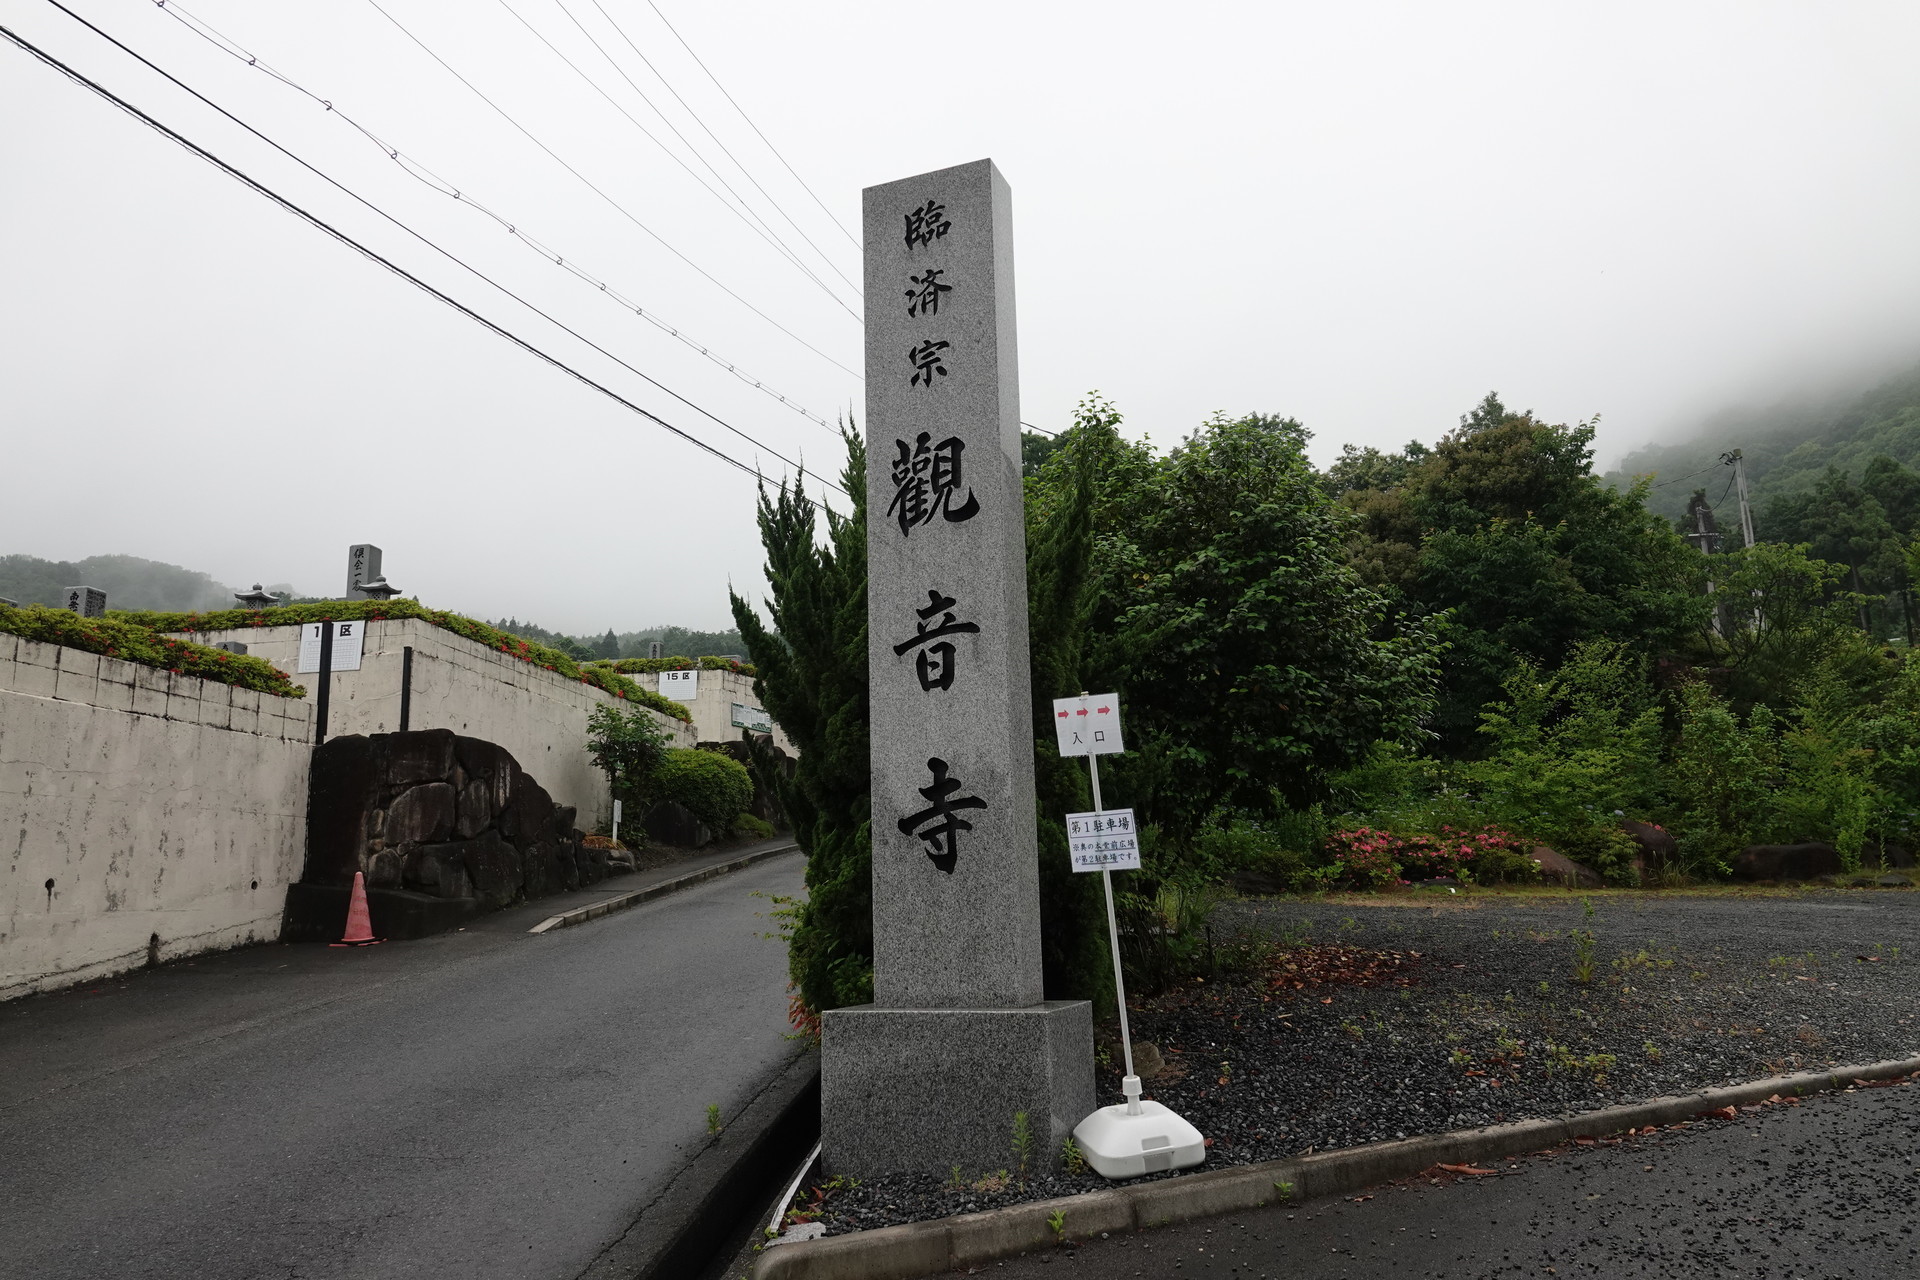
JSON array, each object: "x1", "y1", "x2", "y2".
[
  {"x1": 1721, "y1": 449, "x2": 1757, "y2": 549},
  {"x1": 1685, "y1": 491, "x2": 1721, "y2": 638},
  {"x1": 1720, "y1": 449, "x2": 1762, "y2": 631}
]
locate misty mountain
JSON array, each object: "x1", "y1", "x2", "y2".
[
  {"x1": 1607, "y1": 359, "x2": 1920, "y2": 529},
  {"x1": 0, "y1": 554, "x2": 274, "y2": 612}
]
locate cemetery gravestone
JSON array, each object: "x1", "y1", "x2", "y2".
[
  {"x1": 63, "y1": 587, "x2": 106, "y2": 617},
  {"x1": 345, "y1": 544, "x2": 382, "y2": 599},
  {"x1": 819, "y1": 158, "x2": 1093, "y2": 1177}
]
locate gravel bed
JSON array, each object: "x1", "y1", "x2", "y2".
[{"x1": 802, "y1": 886, "x2": 1920, "y2": 1236}]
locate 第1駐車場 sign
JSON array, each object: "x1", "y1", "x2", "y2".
[{"x1": 1065, "y1": 808, "x2": 1139, "y2": 872}]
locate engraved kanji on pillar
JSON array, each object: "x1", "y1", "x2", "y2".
[{"x1": 863, "y1": 159, "x2": 1042, "y2": 1010}]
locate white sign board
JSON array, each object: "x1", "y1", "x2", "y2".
[
  {"x1": 659, "y1": 669, "x2": 699, "y2": 701},
  {"x1": 731, "y1": 702, "x2": 772, "y2": 733},
  {"x1": 296, "y1": 621, "x2": 365, "y2": 673},
  {"x1": 1066, "y1": 808, "x2": 1141, "y2": 872},
  {"x1": 1052, "y1": 693, "x2": 1125, "y2": 756}
]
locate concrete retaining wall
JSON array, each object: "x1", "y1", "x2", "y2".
[
  {"x1": 0, "y1": 633, "x2": 315, "y2": 1000},
  {"x1": 186, "y1": 618, "x2": 694, "y2": 831},
  {"x1": 664, "y1": 667, "x2": 796, "y2": 756}
]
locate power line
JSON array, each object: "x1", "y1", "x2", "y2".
[
  {"x1": 2, "y1": 18, "x2": 845, "y2": 498},
  {"x1": 360, "y1": 0, "x2": 860, "y2": 379},
  {"x1": 1650, "y1": 459, "x2": 1728, "y2": 489},
  {"x1": 583, "y1": 0, "x2": 861, "y2": 294},
  {"x1": 644, "y1": 0, "x2": 859, "y2": 251},
  {"x1": 490, "y1": 0, "x2": 859, "y2": 318},
  {"x1": 561, "y1": 0, "x2": 859, "y2": 300},
  {"x1": 49, "y1": 0, "x2": 831, "y2": 482},
  {"x1": 144, "y1": 0, "x2": 842, "y2": 433}
]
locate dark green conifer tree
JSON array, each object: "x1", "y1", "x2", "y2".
[{"x1": 730, "y1": 432, "x2": 873, "y2": 1014}]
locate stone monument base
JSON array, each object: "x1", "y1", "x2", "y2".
[{"x1": 820, "y1": 1000, "x2": 1095, "y2": 1175}]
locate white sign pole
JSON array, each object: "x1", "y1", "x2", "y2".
[
  {"x1": 612, "y1": 798, "x2": 622, "y2": 848},
  {"x1": 1063, "y1": 690, "x2": 1205, "y2": 1178},
  {"x1": 1085, "y1": 700, "x2": 1141, "y2": 1113}
]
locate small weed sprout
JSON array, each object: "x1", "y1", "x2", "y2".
[
  {"x1": 1273, "y1": 1180, "x2": 1296, "y2": 1200},
  {"x1": 1047, "y1": 1209, "x2": 1067, "y2": 1243},
  {"x1": 1571, "y1": 929, "x2": 1597, "y2": 985},
  {"x1": 1643, "y1": 1040, "x2": 1662, "y2": 1061},
  {"x1": 706, "y1": 1103, "x2": 722, "y2": 1135},
  {"x1": 1011, "y1": 1111, "x2": 1034, "y2": 1180},
  {"x1": 971, "y1": 1169, "x2": 1012, "y2": 1194},
  {"x1": 1061, "y1": 1137, "x2": 1088, "y2": 1177}
]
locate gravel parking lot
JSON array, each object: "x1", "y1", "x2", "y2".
[{"x1": 808, "y1": 886, "x2": 1920, "y2": 1236}]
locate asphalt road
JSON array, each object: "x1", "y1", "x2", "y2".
[
  {"x1": 980, "y1": 1076, "x2": 1920, "y2": 1279},
  {"x1": 0, "y1": 852, "x2": 805, "y2": 1280}
]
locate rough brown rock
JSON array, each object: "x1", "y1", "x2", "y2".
[
  {"x1": 1734, "y1": 843, "x2": 1843, "y2": 881},
  {"x1": 382, "y1": 783, "x2": 457, "y2": 846},
  {"x1": 451, "y1": 832, "x2": 522, "y2": 909},
  {"x1": 401, "y1": 844, "x2": 473, "y2": 900},
  {"x1": 1621, "y1": 819, "x2": 1677, "y2": 869},
  {"x1": 1529, "y1": 845, "x2": 1604, "y2": 889},
  {"x1": 383, "y1": 728, "x2": 455, "y2": 786},
  {"x1": 303, "y1": 735, "x2": 380, "y2": 886}
]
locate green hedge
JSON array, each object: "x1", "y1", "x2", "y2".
[
  {"x1": 0, "y1": 604, "x2": 305, "y2": 699},
  {"x1": 595, "y1": 655, "x2": 757, "y2": 677},
  {"x1": 652, "y1": 747, "x2": 755, "y2": 828},
  {"x1": 109, "y1": 599, "x2": 689, "y2": 722}
]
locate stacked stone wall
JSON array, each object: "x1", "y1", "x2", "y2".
[{"x1": 303, "y1": 729, "x2": 606, "y2": 919}]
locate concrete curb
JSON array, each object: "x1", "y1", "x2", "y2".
[
  {"x1": 528, "y1": 842, "x2": 800, "y2": 934},
  {"x1": 580, "y1": 1046, "x2": 822, "y2": 1280},
  {"x1": 756, "y1": 1054, "x2": 1920, "y2": 1280}
]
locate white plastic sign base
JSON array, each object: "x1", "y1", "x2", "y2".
[{"x1": 1073, "y1": 1098, "x2": 1206, "y2": 1180}]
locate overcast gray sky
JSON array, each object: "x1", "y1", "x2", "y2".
[{"x1": 5, "y1": 1, "x2": 1919, "y2": 633}]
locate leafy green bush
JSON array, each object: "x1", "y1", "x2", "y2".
[
  {"x1": 113, "y1": 598, "x2": 689, "y2": 722},
  {"x1": 730, "y1": 813, "x2": 775, "y2": 840},
  {"x1": 651, "y1": 747, "x2": 754, "y2": 828},
  {"x1": 596, "y1": 655, "x2": 757, "y2": 677},
  {"x1": 0, "y1": 603, "x2": 304, "y2": 698},
  {"x1": 1462, "y1": 642, "x2": 1662, "y2": 884},
  {"x1": 1195, "y1": 812, "x2": 1328, "y2": 893},
  {"x1": 587, "y1": 704, "x2": 671, "y2": 799}
]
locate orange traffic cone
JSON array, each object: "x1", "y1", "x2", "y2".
[{"x1": 330, "y1": 871, "x2": 382, "y2": 947}]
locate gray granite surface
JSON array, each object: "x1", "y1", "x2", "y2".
[{"x1": 820, "y1": 1000, "x2": 1094, "y2": 1176}]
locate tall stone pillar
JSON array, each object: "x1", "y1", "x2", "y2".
[{"x1": 819, "y1": 158, "x2": 1094, "y2": 1176}]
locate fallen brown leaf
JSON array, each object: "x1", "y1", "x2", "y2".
[{"x1": 1438, "y1": 1163, "x2": 1497, "y2": 1176}]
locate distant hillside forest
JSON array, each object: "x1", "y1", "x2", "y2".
[
  {"x1": 0, "y1": 554, "x2": 277, "y2": 613},
  {"x1": 1601, "y1": 359, "x2": 1920, "y2": 639},
  {"x1": 486, "y1": 621, "x2": 746, "y2": 662},
  {"x1": 0, "y1": 553, "x2": 743, "y2": 659}
]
